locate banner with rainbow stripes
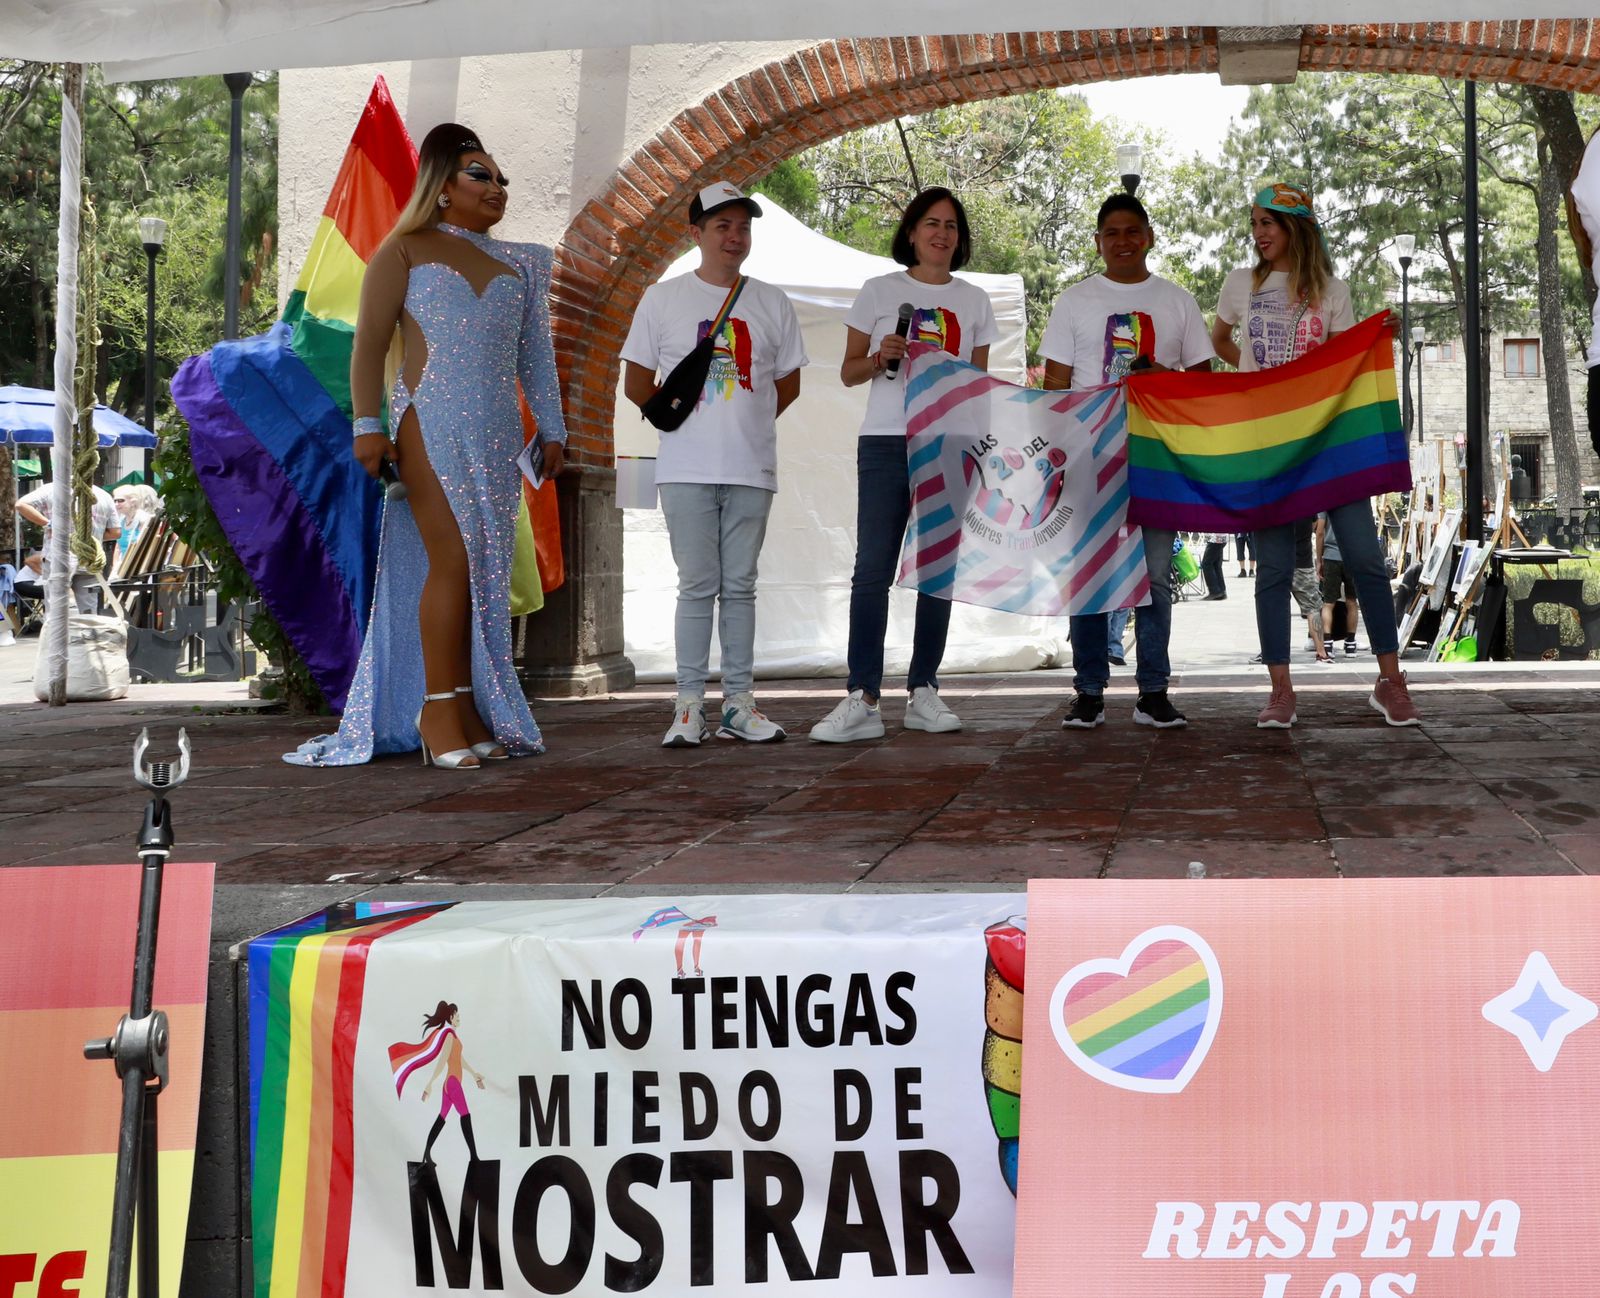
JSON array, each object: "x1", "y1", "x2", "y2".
[
  {"x1": 898, "y1": 347, "x2": 1151, "y2": 617},
  {"x1": 246, "y1": 894, "x2": 1027, "y2": 1296},
  {"x1": 1124, "y1": 310, "x2": 1410, "y2": 533},
  {"x1": 0, "y1": 862, "x2": 213, "y2": 1297}
]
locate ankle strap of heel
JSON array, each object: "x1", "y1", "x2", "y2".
[{"x1": 423, "y1": 690, "x2": 457, "y2": 703}]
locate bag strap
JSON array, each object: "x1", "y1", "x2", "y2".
[{"x1": 708, "y1": 276, "x2": 745, "y2": 336}]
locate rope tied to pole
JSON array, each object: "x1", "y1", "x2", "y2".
[{"x1": 71, "y1": 192, "x2": 104, "y2": 576}]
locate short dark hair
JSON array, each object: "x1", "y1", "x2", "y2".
[
  {"x1": 1096, "y1": 192, "x2": 1150, "y2": 229},
  {"x1": 891, "y1": 187, "x2": 972, "y2": 271}
]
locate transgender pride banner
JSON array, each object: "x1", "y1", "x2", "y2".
[{"x1": 898, "y1": 347, "x2": 1150, "y2": 617}]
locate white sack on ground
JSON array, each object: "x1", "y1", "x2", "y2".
[{"x1": 617, "y1": 196, "x2": 1070, "y2": 684}]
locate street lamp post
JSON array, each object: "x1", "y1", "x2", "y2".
[
  {"x1": 1395, "y1": 234, "x2": 1415, "y2": 437},
  {"x1": 1117, "y1": 143, "x2": 1143, "y2": 197},
  {"x1": 138, "y1": 216, "x2": 167, "y2": 481},
  {"x1": 1412, "y1": 325, "x2": 1426, "y2": 447},
  {"x1": 222, "y1": 72, "x2": 252, "y2": 341}
]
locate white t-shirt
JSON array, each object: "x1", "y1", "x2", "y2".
[
  {"x1": 1570, "y1": 130, "x2": 1600, "y2": 366},
  {"x1": 844, "y1": 271, "x2": 1000, "y2": 437},
  {"x1": 1216, "y1": 268, "x2": 1356, "y2": 372},
  {"x1": 1039, "y1": 273, "x2": 1215, "y2": 390},
  {"x1": 621, "y1": 272, "x2": 808, "y2": 491},
  {"x1": 18, "y1": 484, "x2": 118, "y2": 575}
]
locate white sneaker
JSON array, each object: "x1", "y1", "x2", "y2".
[
  {"x1": 904, "y1": 685, "x2": 961, "y2": 733},
  {"x1": 718, "y1": 692, "x2": 786, "y2": 742},
  {"x1": 662, "y1": 698, "x2": 708, "y2": 748},
  {"x1": 808, "y1": 689, "x2": 886, "y2": 743}
]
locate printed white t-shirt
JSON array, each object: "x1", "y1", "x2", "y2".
[
  {"x1": 1216, "y1": 268, "x2": 1356, "y2": 372},
  {"x1": 1038, "y1": 273, "x2": 1215, "y2": 390},
  {"x1": 1569, "y1": 129, "x2": 1600, "y2": 366},
  {"x1": 844, "y1": 270, "x2": 1000, "y2": 436},
  {"x1": 621, "y1": 272, "x2": 808, "y2": 491}
]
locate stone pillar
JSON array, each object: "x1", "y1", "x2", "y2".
[{"x1": 516, "y1": 462, "x2": 636, "y2": 697}]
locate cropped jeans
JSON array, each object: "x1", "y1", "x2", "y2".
[
  {"x1": 1254, "y1": 499, "x2": 1397, "y2": 665},
  {"x1": 658, "y1": 482, "x2": 774, "y2": 699}
]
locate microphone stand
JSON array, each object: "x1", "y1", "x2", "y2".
[{"x1": 85, "y1": 728, "x2": 191, "y2": 1298}]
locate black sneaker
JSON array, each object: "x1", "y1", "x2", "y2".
[
  {"x1": 1343, "y1": 639, "x2": 1359, "y2": 655},
  {"x1": 1134, "y1": 690, "x2": 1188, "y2": 729},
  {"x1": 1062, "y1": 691, "x2": 1106, "y2": 729}
]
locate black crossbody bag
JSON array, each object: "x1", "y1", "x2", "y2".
[{"x1": 642, "y1": 277, "x2": 746, "y2": 432}]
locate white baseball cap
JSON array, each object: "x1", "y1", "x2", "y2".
[{"x1": 689, "y1": 180, "x2": 763, "y2": 223}]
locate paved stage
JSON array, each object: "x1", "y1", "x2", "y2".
[{"x1": 5, "y1": 589, "x2": 1598, "y2": 1292}]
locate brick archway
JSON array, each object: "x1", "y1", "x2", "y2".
[
  {"x1": 550, "y1": 21, "x2": 1600, "y2": 466},
  {"x1": 527, "y1": 21, "x2": 1600, "y2": 693}
]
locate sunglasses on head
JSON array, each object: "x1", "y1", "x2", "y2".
[{"x1": 459, "y1": 163, "x2": 509, "y2": 188}]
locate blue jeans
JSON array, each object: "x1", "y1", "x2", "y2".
[
  {"x1": 658, "y1": 482, "x2": 774, "y2": 698},
  {"x1": 1254, "y1": 500, "x2": 1398, "y2": 664},
  {"x1": 1107, "y1": 607, "x2": 1130, "y2": 655},
  {"x1": 1071, "y1": 527, "x2": 1174, "y2": 694},
  {"x1": 847, "y1": 436, "x2": 950, "y2": 697}
]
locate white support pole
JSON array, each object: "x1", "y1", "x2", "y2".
[{"x1": 47, "y1": 64, "x2": 84, "y2": 706}]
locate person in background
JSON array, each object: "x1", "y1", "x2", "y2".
[
  {"x1": 1200, "y1": 532, "x2": 1229, "y2": 600},
  {"x1": 1211, "y1": 183, "x2": 1419, "y2": 727},
  {"x1": 1235, "y1": 532, "x2": 1256, "y2": 578},
  {"x1": 15, "y1": 481, "x2": 120, "y2": 612},
  {"x1": 110, "y1": 483, "x2": 161, "y2": 575},
  {"x1": 1042, "y1": 192, "x2": 1215, "y2": 732},
  {"x1": 809, "y1": 187, "x2": 997, "y2": 743}
]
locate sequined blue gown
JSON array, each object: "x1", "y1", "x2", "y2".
[{"x1": 285, "y1": 226, "x2": 567, "y2": 765}]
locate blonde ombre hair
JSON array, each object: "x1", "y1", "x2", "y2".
[
  {"x1": 1250, "y1": 207, "x2": 1332, "y2": 310},
  {"x1": 390, "y1": 122, "x2": 486, "y2": 238}
]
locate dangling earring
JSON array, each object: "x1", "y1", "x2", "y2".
[{"x1": 437, "y1": 194, "x2": 450, "y2": 209}]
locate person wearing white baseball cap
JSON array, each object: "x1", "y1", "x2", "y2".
[{"x1": 623, "y1": 180, "x2": 807, "y2": 748}]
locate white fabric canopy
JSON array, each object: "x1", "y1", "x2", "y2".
[
  {"x1": 615, "y1": 196, "x2": 1073, "y2": 684},
  {"x1": 9, "y1": 0, "x2": 1594, "y2": 81}
]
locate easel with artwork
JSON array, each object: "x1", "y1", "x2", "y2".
[{"x1": 1422, "y1": 478, "x2": 1524, "y2": 661}]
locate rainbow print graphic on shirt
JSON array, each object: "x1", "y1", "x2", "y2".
[
  {"x1": 910, "y1": 306, "x2": 962, "y2": 355},
  {"x1": 698, "y1": 315, "x2": 754, "y2": 404},
  {"x1": 1102, "y1": 310, "x2": 1156, "y2": 382}
]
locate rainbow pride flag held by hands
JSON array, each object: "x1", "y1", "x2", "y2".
[{"x1": 1124, "y1": 310, "x2": 1411, "y2": 532}]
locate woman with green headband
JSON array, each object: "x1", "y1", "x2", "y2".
[{"x1": 1211, "y1": 183, "x2": 1422, "y2": 729}]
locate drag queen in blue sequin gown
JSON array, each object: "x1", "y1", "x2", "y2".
[{"x1": 285, "y1": 124, "x2": 567, "y2": 767}]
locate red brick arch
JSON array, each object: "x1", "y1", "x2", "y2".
[{"x1": 550, "y1": 22, "x2": 1600, "y2": 466}]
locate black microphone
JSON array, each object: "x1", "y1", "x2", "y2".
[
  {"x1": 884, "y1": 302, "x2": 915, "y2": 380},
  {"x1": 378, "y1": 458, "x2": 409, "y2": 501}
]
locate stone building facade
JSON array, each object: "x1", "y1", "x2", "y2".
[{"x1": 1399, "y1": 328, "x2": 1600, "y2": 500}]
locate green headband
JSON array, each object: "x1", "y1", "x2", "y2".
[{"x1": 1254, "y1": 183, "x2": 1316, "y2": 223}]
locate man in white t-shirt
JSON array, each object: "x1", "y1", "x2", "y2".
[
  {"x1": 16, "y1": 482, "x2": 120, "y2": 613},
  {"x1": 1040, "y1": 192, "x2": 1215, "y2": 731},
  {"x1": 1567, "y1": 128, "x2": 1600, "y2": 461},
  {"x1": 623, "y1": 180, "x2": 808, "y2": 748}
]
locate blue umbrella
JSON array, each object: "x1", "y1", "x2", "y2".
[{"x1": 0, "y1": 384, "x2": 158, "y2": 448}]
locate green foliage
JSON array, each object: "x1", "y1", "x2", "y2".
[
  {"x1": 761, "y1": 91, "x2": 1163, "y2": 362},
  {"x1": 0, "y1": 63, "x2": 278, "y2": 412}
]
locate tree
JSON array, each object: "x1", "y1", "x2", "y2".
[
  {"x1": 0, "y1": 63, "x2": 279, "y2": 415},
  {"x1": 758, "y1": 91, "x2": 1168, "y2": 362}
]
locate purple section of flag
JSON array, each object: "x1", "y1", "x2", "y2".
[
  {"x1": 172, "y1": 354, "x2": 364, "y2": 710},
  {"x1": 1128, "y1": 463, "x2": 1411, "y2": 533}
]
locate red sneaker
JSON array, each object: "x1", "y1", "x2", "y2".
[
  {"x1": 1256, "y1": 682, "x2": 1297, "y2": 729},
  {"x1": 1370, "y1": 673, "x2": 1422, "y2": 727}
]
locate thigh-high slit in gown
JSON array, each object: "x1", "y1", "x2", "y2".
[{"x1": 286, "y1": 224, "x2": 566, "y2": 765}]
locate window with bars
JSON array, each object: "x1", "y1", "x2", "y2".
[{"x1": 1504, "y1": 339, "x2": 1540, "y2": 377}]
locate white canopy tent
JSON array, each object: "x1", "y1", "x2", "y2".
[
  {"x1": 9, "y1": 1, "x2": 1593, "y2": 81},
  {"x1": 615, "y1": 195, "x2": 1073, "y2": 684}
]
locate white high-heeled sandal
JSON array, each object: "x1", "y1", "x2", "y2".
[
  {"x1": 416, "y1": 691, "x2": 480, "y2": 769},
  {"x1": 455, "y1": 685, "x2": 509, "y2": 760}
]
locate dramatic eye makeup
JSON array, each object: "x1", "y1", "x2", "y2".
[{"x1": 460, "y1": 164, "x2": 509, "y2": 187}]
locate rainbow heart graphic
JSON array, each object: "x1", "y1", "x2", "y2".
[{"x1": 1048, "y1": 925, "x2": 1222, "y2": 1095}]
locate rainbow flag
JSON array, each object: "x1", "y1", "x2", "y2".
[
  {"x1": 1125, "y1": 310, "x2": 1411, "y2": 533},
  {"x1": 246, "y1": 901, "x2": 453, "y2": 1298},
  {"x1": 171, "y1": 78, "x2": 562, "y2": 711}
]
